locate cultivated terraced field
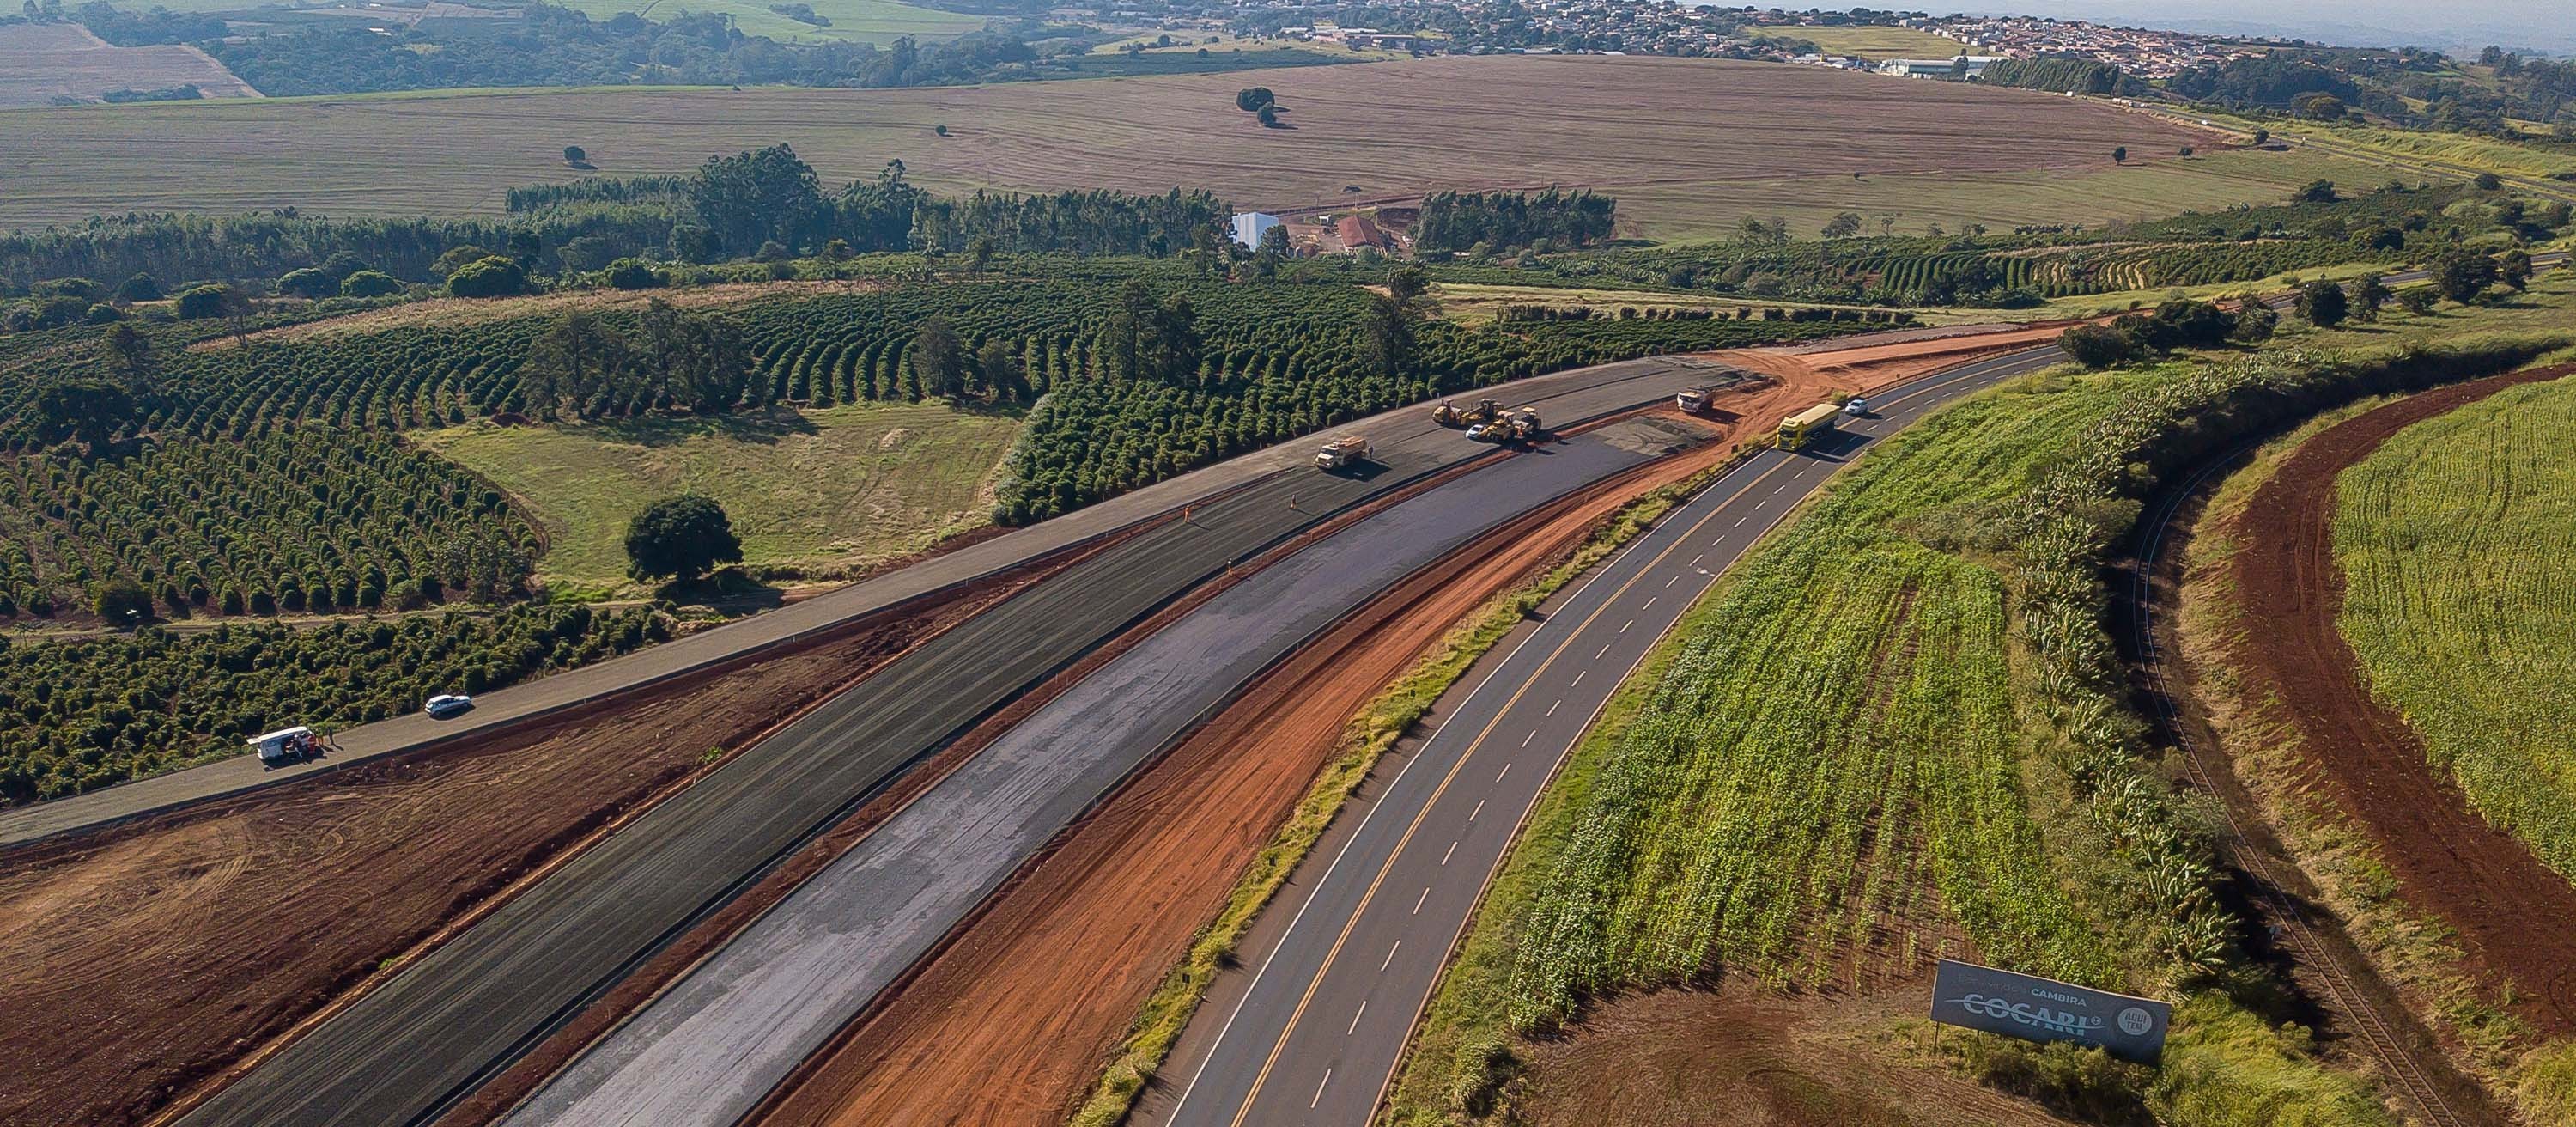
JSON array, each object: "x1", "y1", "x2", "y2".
[
  {"x1": 0, "y1": 22, "x2": 259, "y2": 108},
  {"x1": 0, "y1": 55, "x2": 2372, "y2": 236}
]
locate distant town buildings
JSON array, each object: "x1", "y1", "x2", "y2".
[{"x1": 1878, "y1": 56, "x2": 2007, "y2": 79}]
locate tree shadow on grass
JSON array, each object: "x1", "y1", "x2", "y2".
[{"x1": 580, "y1": 405, "x2": 822, "y2": 448}]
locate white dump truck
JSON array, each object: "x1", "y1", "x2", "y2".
[
  {"x1": 1315, "y1": 434, "x2": 1370, "y2": 469},
  {"x1": 248, "y1": 725, "x2": 316, "y2": 765},
  {"x1": 1676, "y1": 387, "x2": 1712, "y2": 414}
]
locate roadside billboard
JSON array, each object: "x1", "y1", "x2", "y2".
[{"x1": 1929, "y1": 959, "x2": 2171, "y2": 1063}]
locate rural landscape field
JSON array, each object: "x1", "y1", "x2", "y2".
[{"x1": 3, "y1": 4, "x2": 2575, "y2": 1127}]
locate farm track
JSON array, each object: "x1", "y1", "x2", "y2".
[{"x1": 2126, "y1": 446, "x2": 2497, "y2": 1127}]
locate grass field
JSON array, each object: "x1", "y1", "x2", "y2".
[
  {"x1": 413, "y1": 402, "x2": 1018, "y2": 594},
  {"x1": 550, "y1": 0, "x2": 981, "y2": 45},
  {"x1": 1793, "y1": 25, "x2": 1969, "y2": 58},
  {"x1": 1388, "y1": 344, "x2": 2412, "y2": 1124},
  {"x1": 2334, "y1": 365, "x2": 2576, "y2": 886},
  {"x1": 0, "y1": 55, "x2": 2388, "y2": 238}
]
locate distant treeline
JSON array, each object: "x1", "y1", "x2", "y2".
[
  {"x1": 1, "y1": 148, "x2": 1224, "y2": 293},
  {"x1": 1979, "y1": 57, "x2": 2123, "y2": 95},
  {"x1": 1413, "y1": 189, "x2": 1616, "y2": 253}
]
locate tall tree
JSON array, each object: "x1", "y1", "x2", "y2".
[
  {"x1": 624, "y1": 494, "x2": 743, "y2": 582},
  {"x1": 522, "y1": 311, "x2": 632, "y2": 419},
  {"x1": 690, "y1": 144, "x2": 825, "y2": 255},
  {"x1": 910, "y1": 315, "x2": 969, "y2": 400},
  {"x1": 33, "y1": 379, "x2": 135, "y2": 456}
]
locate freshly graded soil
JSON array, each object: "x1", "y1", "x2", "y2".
[
  {"x1": 2224, "y1": 366, "x2": 2576, "y2": 1034},
  {"x1": 0, "y1": 559, "x2": 1060, "y2": 1127},
  {"x1": 744, "y1": 417, "x2": 1767, "y2": 1127}
]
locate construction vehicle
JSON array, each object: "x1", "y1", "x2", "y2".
[
  {"x1": 1777, "y1": 402, "x2": 1842, "y2": 451},
  {"x1": 249, "y1": 725, "x2": 318, "y2": 765},
  {"x1": 1315, "y1": 434, "x2": 1370, "y2": 469},
  {"x1": 1504, "y1": 406, "x2": 1541, "y2": 440},
  {"x1": 1431, "y1": 397, "x2": 1501, "y2": 428},
  {"x1": 1676, "y1": 387, "x2": 1713, "y2": 414}
]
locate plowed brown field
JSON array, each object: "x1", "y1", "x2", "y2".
[
  {"x1": 0, "y1": 557, "x2": 1068, "y2": 1127},
  {"x1": 2225, "y1": 365, "x2": 2576, "y2": 1035}
]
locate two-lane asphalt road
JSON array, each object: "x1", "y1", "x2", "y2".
[{"x1": 1159, "y1": 345, "x2": 2067, "y2": 1127}]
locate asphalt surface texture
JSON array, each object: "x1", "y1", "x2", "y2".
[
  {"x1": 169, "y1": 355, "x2": 1730, "y2": 1127},
  {"x1": 1157, "y1": 345, "x2": 2067, "y2": 1127},
  {"x1": 498, "y1": 418, "x2": 1709, "y2": 1127},
  {"x1": 0, "y1": 352, "x2": 1739, "y2": 850}
]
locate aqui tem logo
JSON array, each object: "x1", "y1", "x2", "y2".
[{"x1": 1929, "y1": 959, "x2": 2172, "y2": 1062}]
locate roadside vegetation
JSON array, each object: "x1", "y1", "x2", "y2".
[
  {"x1": 1068, "y1": 448, "x2": 1762, "y2": 1127},
  {"x1": 1390, "y1": 316, "x2": 2576, "y2": 1124}
]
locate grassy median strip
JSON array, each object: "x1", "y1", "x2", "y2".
[{"x1": 1064, "y1": 450, "x2": 1754, "y2": 1127}]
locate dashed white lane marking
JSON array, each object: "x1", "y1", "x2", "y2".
[
  {"x1": 1469, "y1": 800, "x2": 1486, "y2": 822},
  {"x1": 1571, "y1": 670, "x2": 1586, "y2": 688},
  {"x1": 1619, "y1": 619, "x2": 1633, "y2": 634},
  {"x1": 1546, "y1": 699, "x2": 1561, "y2": 716},
  {"x1": 1595, "y1": 643, "x2": 1612, "y2": 659},
  {"x1": 1312, "y1": 1069, "x2": 1332, "y2": 1108},
  {"x1": 1439, "y1": 841, "x2": 1457, "y2": 865},
  {"x1": 1665, "y1": 575, "x2": 1678, "y2": 588},
  {"x1": 1735, "y1": 516, "x2": 1747, "y2": 527},
  {"x1": 1346, "y1": 1001, "x2": 1369, "y2": 1035},
  {"x1": 1496, "y1": 763, "x2": 1511, "y2": 783},
  {"x1": 1414, "y1": 886, "x2": 1431, "y2": 914},
  {"x1": 1688, "y1": 554, "x2": 1703, "y2": 568},
  {"x1": 1643, "y1": 597, "x2": 1656, "y2": 610},
  {"x1": 1522, "y1": 729, "x2": 1537, "y2": 747},
  {"x1": 1381, "y1": 941, "x2": 1403, "y2": 972}
]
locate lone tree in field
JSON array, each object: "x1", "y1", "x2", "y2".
[
  {"x1": 2350, "y1": 272, "x2": 2391, "y2": 322},
  {"x1": 625, "y1": 494, "x2": 744, "y2": 582},
  {"x1": 1256, "y1": 104, "x2": 1280, "y2": 128},
  {"x1": 2111, "y1": 145, "x2": 2127, "y2": 164},
  {"x1": 563, "y1": 145, "x2": 587, "y2": 164},
  {"x1": 2432, "y1": 250, "x2": 2499, "y2": 303},
  {"x1": 2292, "y1": 179, "x2": 2339, "y2": 204},
  {"x1": 1235, "y1": 86, "x2": 1276, "y2": 113},
  {"x1": 2296, "y1": 279, "x2": 2348, "y2": 327}
]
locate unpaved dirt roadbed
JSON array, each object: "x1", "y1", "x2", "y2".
[{"x1": 2227, "y1": 365, "x2": 2576, "y2": 1034}]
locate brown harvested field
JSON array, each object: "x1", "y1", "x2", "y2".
[
  {"x1": 1510, "y1": 984, "x2": 2078, "y2": 1127},
  {"x1": 0, "y1": 55, "x2": 2324, "y2": 236},
  {"x1": 2222, "y1": 366, "x2": 2576, "y2": 1035},
  {"x1": 0, "y1": 23, "x2": 258, "y2": 109},
  {"x1": 0, "y1": 560, "x2": 1057, "y2": 1127}
]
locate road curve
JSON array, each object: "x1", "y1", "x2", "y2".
[
  {"x1": 0, "y1": 351, "x2": 1741, "y2": 850},
  {"x1": 167, "y1": 356, "x2": 1735, "y2": 1127},
  {"x1": 498, "y1": 419, "x2": 1710, "y2": 1127},
  {"x1": 1156, "y1": 345, "x2": 2065, "y2": 1127}
]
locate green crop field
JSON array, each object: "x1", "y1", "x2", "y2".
[
  {"x1": 547, "y1": 0, "x2": 981, "y2": 45},
  {"x1": 2335, "y1": 371, "x2": 2576, "y2": 886},
  {"x1": 1793, "y1": 25, "x2": 1967, "y2": 58},
  {"x1": 414, "y1": 401, "x2": 1018, "y2": 594},
  {"x1": 1383, "y1": 336, "x2": 2494, "y2": 1124}
]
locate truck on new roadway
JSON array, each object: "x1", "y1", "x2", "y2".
[{"x1": 1153, "y1": 344, "x2": 2070, "y2": 1127}]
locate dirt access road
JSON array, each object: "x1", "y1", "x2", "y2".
[{"x1": 2225, "y1": 365, "x2": 2576, "y2": 1035}]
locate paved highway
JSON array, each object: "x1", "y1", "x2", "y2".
[
  {"x1": 0, "y1": 351, "x2": 1741, "y2": 850},
  {"x1": 169, "y1": 358, "x2": 1733, "y2": 1127},
  {"x1": 500, "y1": 419, "x2": 1708, "y2": 1127},
  {"x1": 1158, "y1": 346, "x2": 2067, "y2": 1127}
]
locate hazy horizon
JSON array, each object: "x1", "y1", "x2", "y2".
[{"x1": 1947, "y1": 0, "x2": 2575, "y2": 56}]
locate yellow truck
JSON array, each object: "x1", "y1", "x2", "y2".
[{"x1": 1777, "y1": 402, "x2": 1842, "y2": 451}]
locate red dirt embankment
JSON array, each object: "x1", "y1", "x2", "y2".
[
  {"x1": 0, "y1": 551, "x2": 1078, "y2": 1127},
  {"x1": 2226, "y1": 365, "x2": 2576, "y2": 1035},
  {"x1": 748, "y1": 406, "x2": 1772, "y2": 1127}
]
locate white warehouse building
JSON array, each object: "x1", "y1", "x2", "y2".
[
  {"x1": 1879, "y1": 55, "x2": 2008, "y2": 79},
  {"x1": 1230, "y1": 211, "x2": 1284, "y2": 249}
]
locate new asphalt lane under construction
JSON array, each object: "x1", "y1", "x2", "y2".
[
  {"x1": 170, "y1": 364, "x2": 1726, "y2": 1127},
  {"x1": 498, "y1": 418, "x2": 1710, "y2": 1127}
]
